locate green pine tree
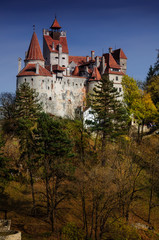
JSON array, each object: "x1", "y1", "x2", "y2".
[
  {"x1": 35, "y1": 113, "x2": 72, "y2": 231},
  {"x1": 87, "y1": 74, "x2": 128, "y2": 166},
  {"x1": 15, "y1": 82, "x2": 42, "y2": 214}
]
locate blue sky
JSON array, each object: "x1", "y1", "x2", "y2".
[{"x1": 0, "y1": 0, "x2": 159, "y2": 92}]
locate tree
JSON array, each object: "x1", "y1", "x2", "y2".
[
  {"x1": 35, "y1": 113, "x2": 73, "y2": 232},
  {"x1": 88, "y1": 74, "x2": 129, "y2": 166},
  {"x1": 0, "y1": 92, "x2": 16, "y2": 134},
  {"x1": 15, "y1": 82, "x2": 42, "y2": 214},
  {"x1": 146, "y1": 52, "x2": 159, "y2": 107},
  {"x1": 0, "y1": 135, "x2": 10, "y2": 194},
  {"x1": 0, "y1": 92, "x2": 15, "y2": 120},
  {"x1": 122, "y1": 75, "x2": 158, "y2": 141},
  {"x1": 146, "y1": 75, "x2": 159, "y2": 108}
]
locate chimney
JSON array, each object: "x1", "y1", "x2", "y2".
[
  {"x1": 91, "y1": 51, "x2": 95, "y2": 61},
  {"x1": 36, "y1": 63, "x2": 39, "y2": 74},
  {"x1": 101, "y1": 56, "x2": 105, "y2": 74},
  {"x1": 109, "y1": 47, "x2": 112, "y2": 53},
  {"x1": 86, "y1": 56, "x2": 89, "y2": 62},
  {"x1": 18, "y1": 57, "x2": 22, "y2": 73},
  {"x1": 52, "y1": 42, "x2": 55, "y2": 50},
  {"x1": 95, "y1": 56, "x2": 99, "y2": 67},
  {"x1": 66, "y1": 67, "x2": 70, "y2": 76}
]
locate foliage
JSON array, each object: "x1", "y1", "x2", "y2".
[
  {"x1": 62, "y1": 223, "x2": 84, "y2": 240},
  {"x1": 103, "y1": 220, "x2": 141, "y2": 240},
  {"x1": 88, "y1": 74, "x2": 129, "y2": 165},
  {"x1": 35, "y1": 113, "x2": 73, "y2": 231},
  {"x1": 0, "y1": 92, "x2": 15, "y2": 120},
  {"x1": 15, "y1": 82, "x2": 42, "y2": 121},
  {"x1": 122, "y1": 75, "x2": 158, "y2": 141},
  {"x1": 146, "y1": 76, "x2": 159, "y2": 108},
  {"x1": 0, "y1": 135, "x2": 11, "y2": 194}
]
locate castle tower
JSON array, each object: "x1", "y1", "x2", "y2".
[
  {"x1": 43, "y1": 17, "x2": 69, "y2": 72},
  {"x1": 25, "y1": 31, "x2": 45, "y2": 67}
]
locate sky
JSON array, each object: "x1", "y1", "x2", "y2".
[{"x1": 0, "y1": 0, "x2": 159, "y2": 92}]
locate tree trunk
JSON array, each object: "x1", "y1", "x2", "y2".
[
  {"x1": 29, "y1": 168, "x2": 36, "y2": 215},
  {"x1": 148, "y1": 174, "x2": 154, "y2": 224},
  {"x1": 44, "y1": 146, "x2": 50, "y2": 216},
  {"x1": 101, "y1": 132, "x2": 106, "y2": 166},
  {"x1": 81, "y1": 187, "x2": 88, "y2": 239}
]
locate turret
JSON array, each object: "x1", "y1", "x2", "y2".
[{"x1": 24, "y1": 32, "x2": 44, "y2": 67}]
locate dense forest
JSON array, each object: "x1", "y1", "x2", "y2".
[{"x1": 0, "y1": 58, "x2": 159, "y2": 240}]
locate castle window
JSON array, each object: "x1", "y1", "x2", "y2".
[
  {"x1": 72, "y1": 82, "x2": 74, "y2": 86},
  {"x1": 49, "y1": 97, "x2": 52, "y2": 100},
  {"x1": 62, "y1": 65, "x2": 65, "y2": 67},
  {"x1": 48, "y1": 87, "x2": 50, "y2": 90},
  {"x1": 42, "y1": 80, "x2": 44, "y2": 82},
  {"x1": 55, "y1": 57, "x2": 58, "y2": 59},
  {"x1": 119, "y1": 88, "x2": 122, "y2": 92},
  {"x1": 80, "y1": 83, "x2": 82, "y2": 86},
  {"x1": 25, "y1": 78, "x2": 26, "y2": 82},
  {"x1": 62, "y1": 57, "x2": 65, "y2": 59},
  {"x1": 116, "y1": 76, "x2": 118, "y2": 81}
]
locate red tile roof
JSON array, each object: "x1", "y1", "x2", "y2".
[
  {"x1": 69, "y1": 56, "x2": 91, "y2": 65},
  {"x1": 103, "y1": 53, "x2": 121, "y2": 69},
  {"x1": 112, "y1": 48, "x2": 127, "y2": 60},
  {"x1": 25, "y1": 32, "x2": 44, "y2": 61},
  {"x1": 89, "y1": 67, "x2": 101, "y2": 81},
  {"x1": 105, "y1": 69, "x2": 125, "y2": 75},
  {"x1": 50, "y1": 18, "x2": 61, "y2": 29},
  {"x1": 17, "y1": 64, "x2": 52, "y2": 77},
  {"x1": 72, "y1": 66, "x2": 79, "y2": 76},
  {"x1": 44, "y1": 35, "x2": 69, "y2": 54}
]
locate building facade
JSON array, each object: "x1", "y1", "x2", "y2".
[{"x1": 17, "y1": 17, "x2": 127, "y2": 118}]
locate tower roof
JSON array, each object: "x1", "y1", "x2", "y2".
[
  {"x1": 90, "y1": 67, "x2": 101, "y2": 81},
  {"x1": 50, "y1": 17, "x2": 61, "y2": 29},
  {"x1": 112, "y1": 48, "x2": 127, "y2": 60},
  {"x1": 72, "y1": 66, "x2": 79, "y2": 76},
  {"x1": 25, "y1": 32, "x2": 44, "y2": 61}
]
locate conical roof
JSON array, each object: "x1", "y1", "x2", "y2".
[
  {"x1": 25, "y1": 32, "x2": 44, "y2": 61},
  {"x1": 90, "y1": 67, "x2": 101, "y2": 80},
  {"x1": 72, "y1": 66, "x2": 79, "y2": 76},
  {"x1": 50, "y1": 17, "x2": 61, "y2": 29}
]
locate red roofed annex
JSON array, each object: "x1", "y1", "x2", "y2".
[{"x1": 16, "y1": 17, "x2": 127, "y2": 118}]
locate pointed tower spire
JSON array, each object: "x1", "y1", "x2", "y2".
[
  {"x1": 50, "y1": 17, "x2": 61, "y2": 30},
  {"x1": 25, "y1": 32, "x2": 44, "y2": 66},
  {"x1": 90, "y1": 67, "x2": 101, "y2": 81}
]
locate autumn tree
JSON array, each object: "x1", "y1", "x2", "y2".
[
  {"x1": 122, "y1": 75, "x2": 158, "y2": 141},
  {"x1": 88, "y1": 74, "x2": 129, "y2": 166}
]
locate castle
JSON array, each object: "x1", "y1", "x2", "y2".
[{"x1": 17, "y1": 17, "x2": 127, "y2": 118}]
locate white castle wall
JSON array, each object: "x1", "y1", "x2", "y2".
[{"x1": 17, "y1": 75, "x2": 87, "y2": 119}]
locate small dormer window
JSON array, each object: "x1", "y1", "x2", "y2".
[{"x1": 116, "y1": 76, "x2": 118, "y2": 81}]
